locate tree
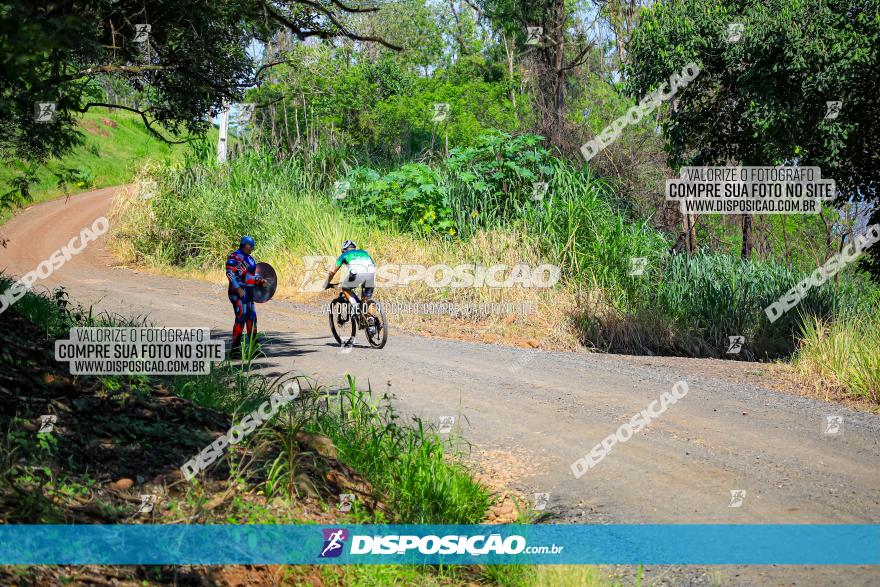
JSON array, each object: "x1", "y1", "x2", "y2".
[
  {"x1": 0, "y1": 0, "x2": 396, "y2": 209},
  {"x1": 626, "y1": 0, "x2": 879, "y2": 267},
  {"x1": 477, "y1": 0, "x2": 596, "y2": 151},
  {"x1": 594, "y1": 0, "x2": 643, "y2": 67}
]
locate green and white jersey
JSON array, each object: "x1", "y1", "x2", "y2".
[{"x1": 336, "y1": 249, "x2": 376, "y2": 274}]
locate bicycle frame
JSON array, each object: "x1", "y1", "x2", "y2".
[
  {"x1": 328, "y1": 283, "x2": 388, "y2": 349},
  {"x1": 335, "y1": 288, "x2": 368, "y2": 327},
  {"x1": 338, "y1": 288, "x2": 361, "y2": 306}
]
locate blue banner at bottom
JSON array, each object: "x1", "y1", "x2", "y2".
[{"x1": 0, "y1": 525, "x2": 877, "y2": 565}]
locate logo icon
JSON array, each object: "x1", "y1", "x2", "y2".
[
  {"x1": 526, "y1": 27, "x2": 543, "y2": 46},
  {"x1": 140, "y1": 179, "x2": 158, "y2": 200},
  {"x1": 728, "y1": 489, "x2": 746, "y2": 508},
  {"x1": 333, "y1": 180, "x2": 350, "y2": 200},
  {"x1": 823, "y1": 415, "x2": 843, "y2": 436},
  {"x1": 629, "y1": 257, "x2": 648, "y2": 276},
  {"x1": 38, "y1": 414, "x2": 57, "y2": 433},
  {"x1": 432, "y1": 103, "x2": 450, "y2": 123},
  {"x1": 133, "y1": 24, "x2": 151, "y2": 44},
  {"x1": 319, "y1": 528, "x2": 349, "y2": 558},
  {"x1": 338, "y1": 493, "x2": 355, "y2": 512},
  {"x1": 825, "y1": 101, "x2": 842, "y2": 120},
  {"x1": 282, "y1": 380, "x2": 301, "y2": 400},
  {"x1": 238, "y1": 103, "x2": 255, "y2": 125},
  {"x1": 726, "y1": 335, "x2": 745, "y2": 354},
  {"x1": 533, "y1": 492, "x2": 550, "y2": 511},
  {"x1": 137, "y1": 494, "x2": 157, "y2": 514},
  {"x1": 438, "y1": 415, "x2": 455, "y2": 434},
  {"x1": 726, "y1": 23, "x2": 744, "y2": 43},
  {"x1": 34, "y1": 102, "x2": 57, "y2": 123},
  {"x1": 531, "y1": 181, "x2": 548, "y2": 201},
  {"x1": 508, "y1": 350, "x2": 537, "y2": 374},
  {"x1": 299, "y1": 255, "x2": 334, "y2": 292}
]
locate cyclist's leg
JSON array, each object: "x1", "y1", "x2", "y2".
[
  {"x1": 341, "y1": 272, "x2": 361, "y2": 313},
  {"x1": 360, "y1": 271, "x2": 375, "y2": 316},
  {"x1": 337, "y1": 287, "x2": 357, "y2": 345},
  {"x1": 338, "y1": 286, "x2": 356, "y2": 324}
]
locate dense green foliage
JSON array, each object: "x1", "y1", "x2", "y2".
[
  {"x1": 626, "y1": 0, "x2": 880, "y2": 277},
  {"x1": 247, "y1": 47, "x2": 524, "y2": 162},
  {"x1": 336, "y1": 132, "x2": 554, "y2": 235}
]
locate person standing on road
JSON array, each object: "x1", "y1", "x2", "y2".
[{"x1": 226, "y1": 235, "x2": 263, "y2": 356}]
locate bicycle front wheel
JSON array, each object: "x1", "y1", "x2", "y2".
[{"x1": 329, "y1": 297, "x2": 356, "y2": 346}]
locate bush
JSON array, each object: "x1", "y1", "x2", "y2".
[
  {"x1": 341, "y1": 163, "x2": 455, "y2": 235},
  {"x1": 338, "y1": 132, "x2": 555, "y2": 237}
]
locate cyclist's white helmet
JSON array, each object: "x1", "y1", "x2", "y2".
[{"x1": 342, "y1": 240, "x2": 357, "y2": 253}]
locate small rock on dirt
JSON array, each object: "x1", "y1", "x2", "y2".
[
  {"x1": 296, "y1": 432, "x2": 338, "y2": 459},
  {"x1": 109, "y1": 478, "x2": 134, "y2": 491},
  {"x1": 294, "y1": 473, "x2": 320, "y2": 499}
]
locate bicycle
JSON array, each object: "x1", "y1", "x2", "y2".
[{"x1": 326, "y1": 284, "x2": 388, "y2": 349}]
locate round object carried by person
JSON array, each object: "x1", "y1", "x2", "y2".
[{"x1": 253, "y1": 262, "x2": 277, "y2": 303}]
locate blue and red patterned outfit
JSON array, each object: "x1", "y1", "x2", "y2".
[{"x1": 226, "y1": 247, "x2": 258, "y2": 350}]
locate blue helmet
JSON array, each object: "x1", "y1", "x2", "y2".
[{"x1": 240, "y1": 235, "x2": 255, "y2": 248}]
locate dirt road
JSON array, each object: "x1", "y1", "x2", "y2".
[{"x1": 3, "y1": 187, "x2": 878, "y2": 585}]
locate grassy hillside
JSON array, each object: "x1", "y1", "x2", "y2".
[{"x1": 0, "y1": 110, "x2": 218, "y2": 219}]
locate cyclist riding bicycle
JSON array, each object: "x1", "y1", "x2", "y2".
[
  {"x1": 323, "y1": 240, "x2": 376, "y2": 303},
  {"x1": 324, "y1": 240, "x2": 387, "y2": 346}
]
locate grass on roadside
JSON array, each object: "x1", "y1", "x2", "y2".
[
  {"x1": 793, "y1": 315, "x2": 880, "y2": 403},
  {"x1": 313, "y1": 376, "x2": 492, "y2": 524}
]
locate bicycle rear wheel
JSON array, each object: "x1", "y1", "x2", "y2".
[
  {"x1": 329, "y1": 297, "x2": 356, "y2": 346},
  {"x1": 363, "y1": 299, "x2": 388, "y2": 349}
]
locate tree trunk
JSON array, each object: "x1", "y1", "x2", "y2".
[
  {"x1": 686, "y1": 212, "x2": 698, "y2": 253},
  {"x1": 550, "y1": 0, "x2": 565, "y2": 147},
  {"x1": 533, "y1": 0, "x2": 567, "y2": 148},
  {"x1": 741, "y1": 214, "x2": 753, "y2": 259},
  {"x1": 502, "y1": 34, "x2": 517, "y2": 111}
]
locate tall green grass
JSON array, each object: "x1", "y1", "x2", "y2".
[
  {"x1": 313, "y1": 378, "x2": 492, "y2": 524},
  {"x1": 646, "y1": 253, "x2": 875, "y2": 357},
  {"x1": 172, "y1": 364, "x2": 492, "y2": 524},
  {"x1": 114, "y1": 145, "x2": 376, "y2": 269},
  {"x1": 793, "y1": 315, "x2": 880, "y2": 402},
  {"x1": 524, "y1": 164, "x2": 667, "y2": 307}
]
